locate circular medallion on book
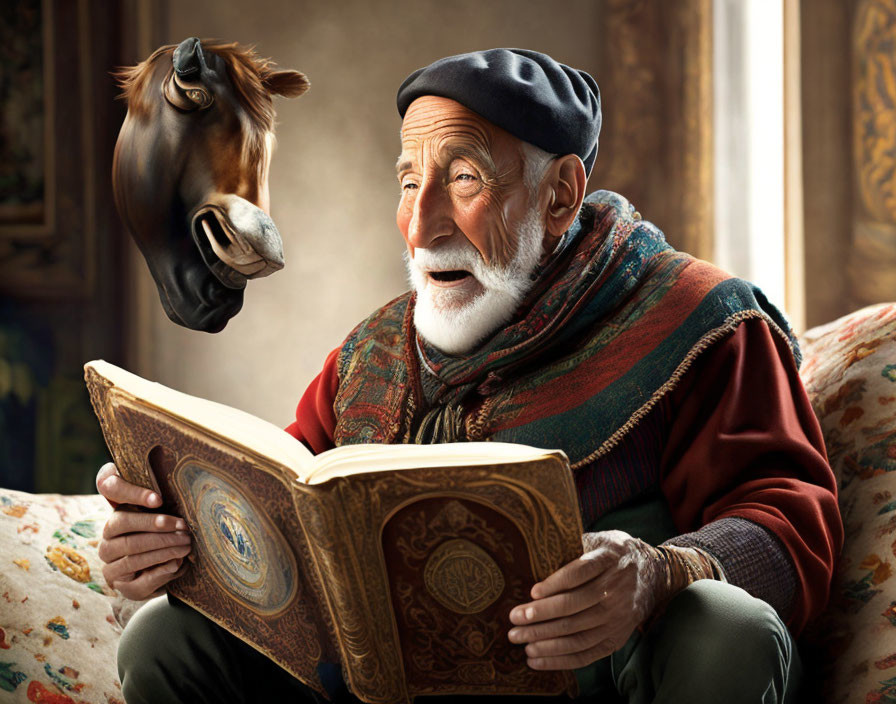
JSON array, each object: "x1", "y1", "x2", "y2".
[
  {"x1": 175, "y1": 461, "x2": 298, "y2": 616},
  {"x1": 423, "y1": 538, "x2": 505, "y2": 614}
]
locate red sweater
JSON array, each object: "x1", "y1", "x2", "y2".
[{"x1": 285, "y1": 319, "x2": 842, "y2": 634}]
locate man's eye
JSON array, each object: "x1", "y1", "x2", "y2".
[
  {"x1": 402, "y1": 182, "x2": 419, "y2": 190},
  {"x1": 455, "y1": 173, "x2": 477, "y2": 182}
]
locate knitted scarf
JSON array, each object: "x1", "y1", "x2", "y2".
[{"x1": 333, "y1": 191, "x2": 798, "y2": 469}]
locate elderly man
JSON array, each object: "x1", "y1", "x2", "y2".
[{"x1": 99, "y1": 49, "x2": 841, "y2": 703}]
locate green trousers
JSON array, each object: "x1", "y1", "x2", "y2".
[{"x1": 117, "y1": 579, "x2": 801, "y2": 703}]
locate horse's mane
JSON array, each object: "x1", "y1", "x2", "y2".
[{"x1": 114, "y1": 40, "x2": 281, "y2": 167}]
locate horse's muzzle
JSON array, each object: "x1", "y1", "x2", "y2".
[{"x1": 190, "y1": 194, "x2": 285, "y2": 290}]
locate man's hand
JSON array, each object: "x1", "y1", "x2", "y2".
[
  {"x1": 507, "y1": 530, "x2": 667, "y2": 670},
  {"x1": 96, "y1": 462, "x2": 192, "y2": 601}
]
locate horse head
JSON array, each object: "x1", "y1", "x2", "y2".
[{"x1": 113, "y1": 38, "x2": 308, "y2": 332}]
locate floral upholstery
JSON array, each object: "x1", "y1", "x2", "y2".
[
  {"x1": 0, "y1": 304, "x2": 895, "y2": 703},
  {"x1": 799, "y1": 303, "x2": 896, "y2": 703},
  {"x1": 0, "y1": 489, "x2": 136, "y2": 704}
]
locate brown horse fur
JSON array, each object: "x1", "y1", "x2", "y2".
[{"x1": 114, "y1": 40, "x2": 307, "y2": 187}]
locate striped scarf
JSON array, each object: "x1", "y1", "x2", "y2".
[{"x1": 333, "y1": 190, "x2": 798, "y2": 471}]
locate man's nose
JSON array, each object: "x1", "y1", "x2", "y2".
[{"x1": 406, "y1": 178, "x2": 454, "y2": 250}]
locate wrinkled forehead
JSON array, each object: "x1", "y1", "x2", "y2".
[
  {"x1": 398, "y1": 96, "x2": 523, "y2": 169},
  {"x1": 401, "y1": 96, "x2": 492, "y2": 140}
]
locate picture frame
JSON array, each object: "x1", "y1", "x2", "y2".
[{"x1": 0, "y1": 0, "x2": 95, "y2": 300}]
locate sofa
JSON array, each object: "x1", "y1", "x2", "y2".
[{"x1": 1, "y1": 303, "x2": 895, "y2": 704}]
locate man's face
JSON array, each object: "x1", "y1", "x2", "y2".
[
  {"x1": 396, "y1": 96, "x2": 547, "y2": 354},
  {"x1": 396, "y1": 96, "x2": 539, "y2": 269}
]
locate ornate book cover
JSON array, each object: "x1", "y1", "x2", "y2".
[{"x1": 85, "y1": 360, "x2": 583, "y2": 703}]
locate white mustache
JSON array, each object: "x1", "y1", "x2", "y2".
[
  {"x1": 413, "y1": 241, "x2": 479, "y2": 272},
  {"x1": 411, "y1": 239, "x2": 524, "y2": 295}
]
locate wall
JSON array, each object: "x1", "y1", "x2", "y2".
[
  {"x1": 800, "y1": 0, "x2": 853, "y2": 329},
  {"x1": 140, "y1": 0, "x2": 601, "y2": 425},
  {"x1": 0, "y1": 0, "x2": 127, "y2": 492}
]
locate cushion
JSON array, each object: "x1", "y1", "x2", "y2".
[
  {"x1": 0, "y1": 488, "x2": 144, "y2": 704},
  {"x1": 799, "y1": 302, "x2": 896, "y2": 703}
]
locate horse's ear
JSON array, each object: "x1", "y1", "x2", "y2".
[{"x1": 264, "y1": 70, "x2": 309, "y2": 98}]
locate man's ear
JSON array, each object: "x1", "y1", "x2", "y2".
[
  {"x1": 263, "y1": 70, "x2": 310, "y2": 98},
  {"x1": 543, "y1": 154, "x2": 587, "y2": 240}
]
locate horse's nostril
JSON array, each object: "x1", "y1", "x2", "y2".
[
  {"x1": 191, "y1": 212, "x2": 249, "y2": 290},
  {"x1": 200, "y1": 213, "x2": 230, "y2": 249}
]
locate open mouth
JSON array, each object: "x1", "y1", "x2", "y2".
[
  {"x1": 190, "y1": 210, "x2": 251, "y2": 290},
  {"x1": 428, "y1": 269, "x2": 473, "y2": 284}
]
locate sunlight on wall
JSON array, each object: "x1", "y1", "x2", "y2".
[{"x1": 714, "y1": 0, "x2": 787, "y2": 315}]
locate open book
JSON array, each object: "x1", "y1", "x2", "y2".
[{"x1": 85, "y1": 360, "x2": 583, "y2": 703}]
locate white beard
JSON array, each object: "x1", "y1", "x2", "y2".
[{"x1": 406, "y1": 206, "x2": 545, "y2": 355}]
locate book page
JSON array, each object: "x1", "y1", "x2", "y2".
[
  {"x1": 305, "y1": 442, "x2": 563, "y2": 484},
  {"x1": 87, "y1": 360, "x2": 314, "y2": 478}
]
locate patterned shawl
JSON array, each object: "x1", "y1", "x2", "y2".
[{"x1": 333, "y1": 191, "x2": 799, "y2": 468}]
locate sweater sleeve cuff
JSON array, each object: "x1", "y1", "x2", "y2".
[{"x1": 662, "y1": 517, "x2": 797, "y2": 620}]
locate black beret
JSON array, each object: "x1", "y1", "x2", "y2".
[{"x1": 397, "y1": 48, "x2": 601, "y2": 175}]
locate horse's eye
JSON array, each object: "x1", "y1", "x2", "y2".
[
  {"x1": 165, "y1": 73, "x2": 214, "y2": 112},
  {"x1": 185, "y1": 89, "x2": 213, "y2": 109}
]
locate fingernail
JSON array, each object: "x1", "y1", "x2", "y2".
[
  {"x1": 175, "y1": 519, "x2": 187, "y2": 530},
  {"x1": 508, "y1": 628, "x2": 520, "y2": 642},
  {"x1": 166, "y1": 560, "x2": 179, "y2": 573},
  {"x1": 148, "y1": 492, "x2": 161, "y2": 506},
  {"x1": 525, "y1": 607, "x2": 535, "y2": 621},
  {"x1": 528, "y1": 657, "x2": 543, "y2": 670}
]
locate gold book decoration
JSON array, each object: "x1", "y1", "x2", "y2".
[{"x1": 84, "y1": 360, "x2": 583, "y2": 703}]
